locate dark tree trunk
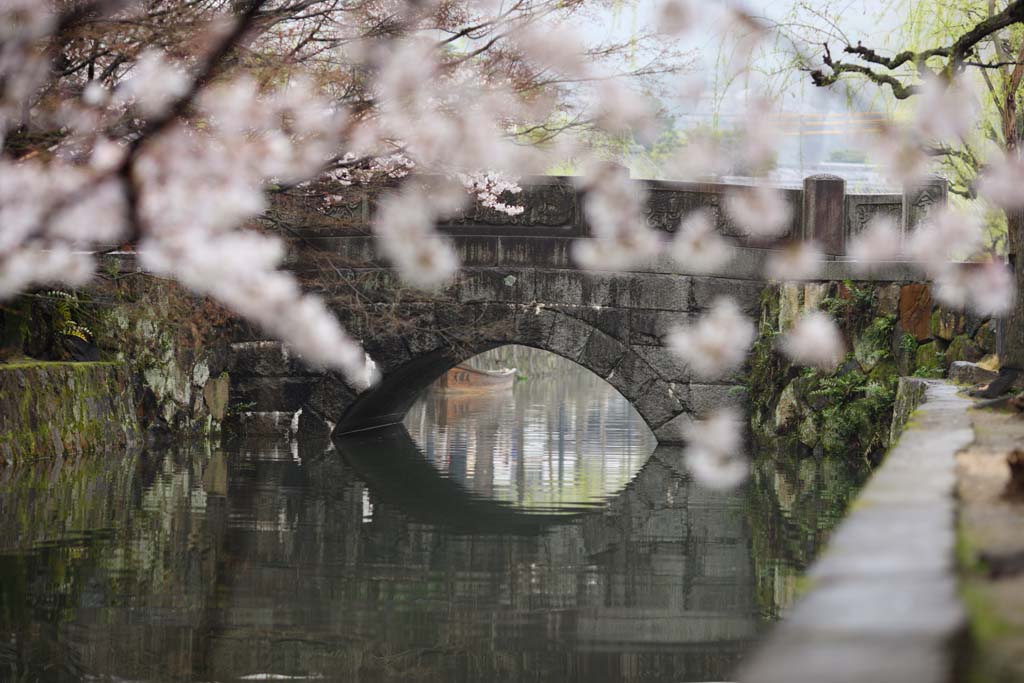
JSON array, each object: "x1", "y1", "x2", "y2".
[{"x1": 1001, "y1": 209, "x2": 1024, "y2": 370}]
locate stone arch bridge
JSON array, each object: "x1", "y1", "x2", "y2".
[{"x1": 228, "y1": 174, "x2": 937, "y2": 443}]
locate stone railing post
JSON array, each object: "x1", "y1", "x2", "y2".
[
  {"x1": 802, "y1": 174, "x2": 846, "y2": 255},
  {"x1": 902, "y1": 174, "x2": 948, "y2": 233}
]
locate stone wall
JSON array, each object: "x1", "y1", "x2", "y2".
[
  {"x1": 0, "y1": 362, "x2": 140, "y2": 465},
  {"x1": 750, "y1": 280, "x2": 994, "y2": 464},
  {"x1": 0, "y1": 266, "x2": 236, "y2": 444}
]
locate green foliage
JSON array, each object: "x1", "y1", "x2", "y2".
[{"x1": 899, "y1": 333, "x2": 919, "y2": 354}]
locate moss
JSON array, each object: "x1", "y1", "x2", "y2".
[
  {"x1": 913, "y1": 341, "x2": 944, "y2": 378},
  {"x1": 749, "y1": 284, "x2": 905, "y2": 466}
]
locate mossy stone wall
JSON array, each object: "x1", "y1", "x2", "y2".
[
  {"x1": 750, "y1": 280, "x2": 992, "y2": 465},
  {"x1": 0, "y1": 362, "x2": 140, "y2": 465}
]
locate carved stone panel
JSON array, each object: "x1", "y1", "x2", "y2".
[
  {"x1": 442, "y1": 181, "x2": 578, "y2": 235},
  {"x1": 845, "y1": 199, "x2": 902, "y2": 240},
  {"x1": 643, "y1": 189, "x2": 726, "y2": 234},
  {"x1": 902, "y1": 175, "x2": 948, "y2": 232}
]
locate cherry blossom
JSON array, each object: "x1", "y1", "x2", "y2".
[
  {"x1": 913, "y1": 74, "x2": 977, "y2": 143},
  {"x1": 724, "y1": 185, "x2": 793, "y2": 238},
  {"x1": 665, "y1": 297, "x2": 755, "y2": 379},
  {"x1": 765, "y1": 240, "x2": 823, "y2": 281},
  {"x1": 115, "y1": 49, "x2": 191, "y2": 117},
  {"x1": 372, "y1": 184, "x2": 464, "y2": 289},
  {"x1": 847, "y1": 215, "x2": 902, "y2": 271},
  {"x1": 780, "y1": 311, "x2": 845, "y2": 371},
  {"x1": 977, "y1": 150, "x2": 1024, "y2": 209},
  {"x1": 682, "y1": 408, "x2": 749, "y2": 490},
  {"x1": 573, "y1": 162, "x2": 663, "y2": 270},
  {"x1": 869, "y1": 122, "x2": 931, "y2": 186},
  {"x1": 656, "y1": 0, "x2": 696, "y2": 36},
  {"x1": 669, "y1": 209, "x2": 734, "y2": 274},
  {"x1": 905, "y1": 205, "x2": 984, "y2": 270}
]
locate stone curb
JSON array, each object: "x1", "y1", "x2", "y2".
[{"x1": 737, "y1": 379, "x2": 972, "y2": 683}]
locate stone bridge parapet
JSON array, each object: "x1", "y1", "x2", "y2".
[{"x1": 228, "y1": 173, "x2": 944, "y2": 443}]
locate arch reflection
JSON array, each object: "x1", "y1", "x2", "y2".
[{"x1": 403, "y1": 345, "x2": 658, "y2": 512}]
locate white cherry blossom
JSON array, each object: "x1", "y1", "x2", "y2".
[
  {"x1": 682, "y1": 408, "x2": 748, "y2": 490},
  {"x1": 665, "y1": 297, "x2": 755, "y2": 379},
  {"x1": 977, "y1": 151, "x2": 1024, "y2": 209},
  {"x1": 656, "y1": 0, "x2": 696, "y2": 36},
  {"x1": 780, "y1": 311, "x2": 845, "y2": 371},
  {"x1": 847, "y1": 215, "x2": 902, "y2": 271},
  {"x1": 724, "y1": 185, "x2": 793, "y2": 238},
  {"x1": 669, "y1": 209, "x2": 734, "y2": 274},
  {"x1": 765, "y1": 241, "x2": 823, "y2": 281},
  {"x1": 115, "y1": 49, "x2": 191, "y2": 117}
]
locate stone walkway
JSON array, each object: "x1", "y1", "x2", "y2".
[
  {"x1": 737, "y1": 380, "x2": 971, "y2": 683},
  {"x1": 957, "y1": 401, "x2": 1024, "y2": 683}
]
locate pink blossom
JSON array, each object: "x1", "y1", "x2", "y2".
[
  {"x1": 665, "y1": 297, "x2": 755, "y2": 379},
  {"x1": 682, "y1": 408, "x2": 748, "y2": 490},
  {"x1": 780, "y1": 311, "x2": 845, "y2": 371},
  {"x1": 913, "y1": 74, "x2": 977, "y2": 143},
  {"x1": 655, "y1": 0, "x2": 696, "y2": 36},
  {"x1": 724, "y1": 185, "x2": 793, "y2": 238},
  {"x1": 847, "y1": 215, "x2": 902, "y2": 271},
  {"x1": 115, "y1": 49, "x2": 191, "y2": 117},
  {"x1": 765, "y1": 241, "x2": 823, "y2": 281},
  {"x1": 669, "y1": 209, "x2": 734, "y2": 274},
  {"x1": 977, "y1": 151, "x2": 1024, "y2": 209}
]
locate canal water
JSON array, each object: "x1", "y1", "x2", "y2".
[{"x1": 0, "y1": 346, "x2": 866, "y2": 682}]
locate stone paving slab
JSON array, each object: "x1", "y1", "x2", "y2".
[
  {"x1": 737, "y1": 380, "x2": 971, "y2": 683},
  {"x1": 956, "y1": 404, "x2": 1024, "y2": 683}
]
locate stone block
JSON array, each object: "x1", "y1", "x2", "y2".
[
  {"x1": 605, "y1": 349, "x2": 661, "y2": 401},
  {"x1": 803, "y1": 174, "x2": 846, "y2": 254},
  {"x1": 975, "y1": 320, "x2": 997, "y2": 354},
  {"x1": 496, "y1": 236, "x2": 574, "y2": 267},
  {"x1": 533, "y1": 269, "x2": 584, "y2": 305},
  {"x1": 688, "y1": 384, "x2": 749, "y2": 416},
  {"x1": 899, "y1": 283, "x2": 933, "y2": 341},
  {"x1": 691, "y1": 277, "x2": 764, "y2": 314},
  {"x1": 202, "y1": 374, "x2": 230, "y2": 421},
  {"x1": 577, "y1": 306, "x2": 632, "y2": 342},
  {"x1": 629, "y1": 309, "x2": 693, "y2": 346},
  {"x1": 544, "y1": 312, "x2": 595, "y2": 361},
  {"x1": 931, "y1": 308, "x2": 965, "y2": 341},
  {"x1": 778, "y1": 284, "x2": 801, "y2": 330},
  {"x1": 229, "y1": 341, "x2": 318, "y2": 377},
  {"x1": 231, "y1": 376, "x2": 316, "y2": 412},
  {"x1": 945, "y1": 334, "x2": 983, "y2": 367},
  {"x1": 948, "y1": 361, "x2": 998, "y2": 386},
  {"x1": 626, "y1": 273, "x2": 690, "y2": 311},
  {"x1": 774, "y1": 381, "x2": 800, "y2": 433},
  {"x1": 457, "y1": 268, "x2": 534, "y2": 304},
  {"x1": 902, "y1": 174, "x2": 948, "y2": 231},
  {"x1": 654, "y1": 410, "x2": 692, "y2": 443},
  {"x1": 579, "y1": 328, "x2": 627, "y2": 377},
  {"x1": 361, "y1": 334, "x2": 411, "y2": 373},
  {"x1": 630, "y1": 379, "x2": 686, "y2": 428},
  {"x1": 632, "y1": 346, "x2": 698, "y2": 383},
  {"x1": 512, "y1": 304, "x2": 557, "y2": 346},
  {"x1": 306, "y1": 375, "x2": 357, "y2": 421},
  {"x1": 876, "y1": 283, "x2": 901, "y2": 316},
  {"x1": 803, "y1": 282, "x2": 829, "y2": 313},
  {"x1": 451, "y1": 236, "x2": 499, "y2": 266}
]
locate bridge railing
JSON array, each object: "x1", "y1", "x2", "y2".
[{"x1": 300, "y1": 172, "x2": 946, "y2": 255}]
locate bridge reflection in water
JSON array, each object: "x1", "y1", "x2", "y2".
[
  {"x1": 0, "y1": 347, "x2": 867, "y2": 683},
  {"x1": 404, "y1": 345, "x2": 658, "y2": 512}
]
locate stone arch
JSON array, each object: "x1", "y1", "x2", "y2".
[{"x1": 334, "y1": 304, "x2": 688, "y2": 438}]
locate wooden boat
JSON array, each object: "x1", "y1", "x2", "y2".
[{"x1": 437, "y1": 364, "x2": 517, "y2": 392}]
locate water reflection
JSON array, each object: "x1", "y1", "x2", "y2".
[
  {"x1": 0, "y1": 349, "x2": 868, "y2": 683},
  {"x1": 404, "y1": 345, "x2": 657, "y2": 512}
]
